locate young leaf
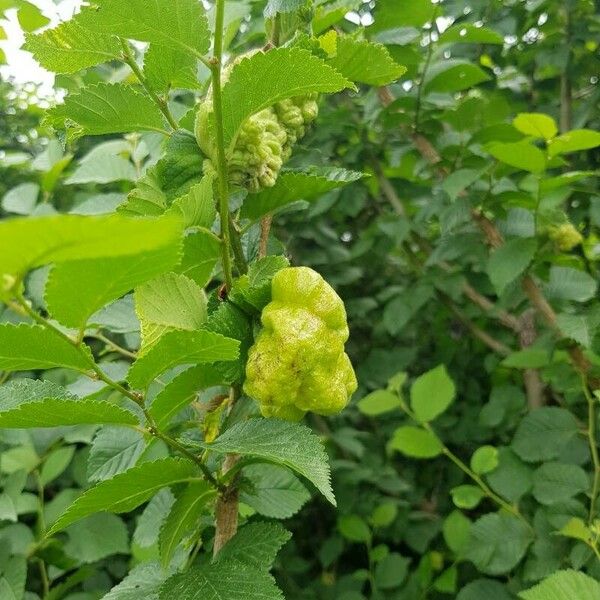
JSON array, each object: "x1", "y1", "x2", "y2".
[
  {"x1": 45, "y1": 83, "x2": 168, "y2": 142},
  {"x1": 23, "y1": 8, "x2": 120, "y2": 73},
  {"x1": 240, "y1": 168, "x2": 363, "y2": 221},
  {"x1": 191, "y1": 419, "x2": 336, "y2": 505},
  {"x1": 389, "y1": 426, "x2": 443, "y2": 458},
  {"x1": 82, "y1": 0, "x2": 210, "y2": 58},
  {"x1": 0, "y1": 213, "x2": 183, "y2": 278},
  {"x1": 159, "y1": 481, "x2": 216, "y2": 567},
  {"x1": 177, "y1": 231, "x2": 222, "y2": 287},
  {"x1": 144, "y1": 44, "x2": 200, "y2": 93},
  {"x1": 486, "y1": 141, "x2": 546, "y2": 173},
  {"x1": 424, "y1": 60, "x2": 491, "y2": 94},
  {"x1": 470, "y1": 446, "x2": 499, "y2": 475},
  {"x1": 327, "y1": 35, "x2": 406, "y2": 86},
  {"x1": 217, "y1": 522, "x2": 291, "y2": 571},
  {"x1": 46, "y1": 245, "x2": 182, "y2": 329},
  {"x1": 512, "y1": 113, "x2": 557, "y2": 140},
  {"x1": 127, "y1": 329, "x2": 240, "y2": 389},
  {"x1": 160, "y1": 559, "x2": 284, "y2": 600},
  {"x1": 519, "y1": 570, "x2": 600, "y2": 600},
  {"x1": 438, "y1": 24, "x2": 504, "y2": 45},
  {"x1": 410, "y1": 364, "x2": 456, "y2": 423},
  {"x1": 358, "y1": 389, "x2": 401, "y2": 416},
  {"x1": 548, "y1": 129, "x2": 600, "y2": 157},
  {"x1": 220, "y1": 47, "x2": 354, "y2": 149},
  {"x1": 486, "y1": 238, "x2": 537, "y2": 295},
  {"x1": 167, "y1": 175, "x2": 216, "y2": 229},
  {"x1": 135, "y1": 272, "x2": 207, "y2": 351},
  {"x1": 47, "y1": 458, "x2": 199, "y2": 535},
  {"x1": 0, "y1": 324, "x2": 91, "y2": 373},
  {"x1": 149, "y1": 365, "x2": 224, "y2": 429}
]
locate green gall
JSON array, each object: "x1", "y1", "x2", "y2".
[
  {"x1": 244, "y1": 266, "x2": 357, "y2": 421},
  {"x1": 549, "y1": 223, "x2": 583, "y2": 251}
]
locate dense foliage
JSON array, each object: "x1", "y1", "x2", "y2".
[{"x1": 1, "y1": 0, "x2": 600, "y2": 599}]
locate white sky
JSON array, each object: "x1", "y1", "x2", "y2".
[{"x1": 0, "y1": 0, "x2": 82, "y2": 95}]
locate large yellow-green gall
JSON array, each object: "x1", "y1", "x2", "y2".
[
  {"x1": 244, "y1": 266, "x2": 357, "y2": 421},
  {"x1": 548, "y1": 223, "x2": 583, "y2": 251}
]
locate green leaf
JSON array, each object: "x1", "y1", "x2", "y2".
[
  {"x1": 0, "y1": 325, "x2": 91, "y2": 373},
  {"x1": 512, "y1": 113, "x2": 557, "y2": 140},
  {"x1": 548, "y1": 129, "x2": 600, "y2": 157},
  {"x1": 470, "y1": 446, "x2": 498, "y2": 475},
  {"x1": 511, "y1": 407, "x2": 579, "y2": 462},
  {"x1": 47, "y1": 458, "x2": 199, "y2": 535},
  {"x1": 532, "y1": 462, "x2": 589, "y2": 505},
  {"x1": 371, "y1": 0, "x2": 433, "y2": 30},
  {"x1": 45, "y1": 84, "x2": 168, "y2": 142},
  {"x1": 556, "y1": 313, "x2": 593, "y2": 348},
  {"x1": 135, "y1": 272, "x2": 207, "y2": 350},
  {"x1": 24, "y1": 8, "x2": 120, "y2": 73},
  {"x1": 17, "y1": 1, "x2": 50, "y2": 32},
  {"x1": 519, "y1": 570, "x2": 600, "y2": 600},
  {"x1": 40, "y1": 446, "x2": 75, "y2": 486},
  {"x1": 2, "y1": 182, "x2": 39, "y2": 215},
  {"x1": 557, "y1": 517, "x2": 593, "y2": 543},
  {"x1": 217, "y1": 522, "x2": 291, "y2": 571},
  {"x1": 389, "y1": 426, "x2": 443, "y2": 458},
  {"x1": 424, "y1": 60, "x2": 491, "y2": 94},
  {"x1": 167, "y1": 176, "x2": 216, "y2": 229},
  {"x1": 87, "y1": 427, "x2": 146, "y2": 482},
  {"x1": 264, "y1": 0, "x2": 307, "y2": 18},
  {"x1": 82, "y1": 0, "x2": 210, "y2": 57},
  {"x1": 150, "y1": 365, "x2": 224, "y2": 429},
  {"x1": 358, "y1": 389, "x2": 401, "y2": 416},
  {"x1": 375, "y1": 553, "x2": 409, "y2": 590},
  {"x1": 457, "y1": 579, "x2": 515, "y2": 600},
  {"x1": 0, "y1": 213, "x2": 183, "y2": 278},
  {"x1": 103, "y1": 562, "x2": 167, "y2": 600},
  {"x1": 327, "y1": 35, "x2": 406, "y2": 86},
  {"x1": 487, "y1": 448, "x2": 533, "y2": 503},
  {"x1": 465, "y1": 513, "x2": 532, "y2": 575},
  {"x1": 486, "y1": 141, "x2": 546, "y2": 173},
  {"x1": 127, "y1": 329, "x2": 239, "y2": 389},
  {"x1": 410, "y1": 364, "x2": 455, "y2": 423},
  {"x1": 160, "y1": 559, "x2": 283, "y2": 600},
  {"x1": 144, "y1": 44, "x2": 200, "y2": 93},
  {"x1": 240, "y1": 168, "x2": 363, "y2": 221},
  {"x1": 46, "y1": 245, "x2": 182, "y2": 330},
  {"x1": 502, "y1": 348, "x2": 551, "y2": 369},
  {"x1": 177, "y1": 231, "x2": 221, "y2": 287},
  {"x1": 240, "y1": 464, "x2": 310, "y2": 519},
  {"x1": 64, "y1": 513, "x2": 128, "y2": 563},
  {"x1": 486, "y1": 238, "x2": 537, "y2": 294},
  {"x1": 438, "y1": 24, "x2": 504, "y2": 45},
  {"x1": 443, "y1": 510, "x2": 471, "y2": 554},
  {"x1": 338, "y1": 514, "x2": 371, "y2": 543},
  {"x1": 66, "y1": 153, "x2": 137, "y2": 185},
  {"x1": 450, "y1": 485, "x2": 484, "y2": 509},
  {"x1": 545, "y1": 266, "x2": 597, "y2": 302},
  {"x1": 192, "y1": 419, "x2": 336, "y2": 505},
  {"x1": 133, "y1": 489, "x2": 174, "y2": 549},
  {"x1": 159, "y1": 481, "x2": 215, "y2": 567},
  {"x1": 220, "y1": 47, "x2": 354, "y2": 150}
]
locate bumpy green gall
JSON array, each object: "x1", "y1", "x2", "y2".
[
  {"x1": 549, "y1": 223, "x2": 583, "y2": 251},
  {"x1": 244, "y1": 266, "x2": 357, "y2": 421}
]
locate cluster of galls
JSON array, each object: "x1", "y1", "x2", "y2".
[{"x1": 195, "y1": 92, "x2": 318, "y2": 193}]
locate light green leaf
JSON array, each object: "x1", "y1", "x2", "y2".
[
  {"x1": 159, "y1": 481, "x2": 215, "y2": 567},
  {"x1": 312, "y1": 0, "x2": 362, "y2": 34},
  {"x1": 160, "y1": 559, "x2": 283, "y2": 600},
  {"x1": 144, "y1": 44, "x2": 200, "y2": 93},
  {"x1": 358, "y1": 389, "x2": 401, "y2": 416},
  {"x1": 424, "y1": 60, "x2": 491, "y2": 94},
  {"x1": 192, "y1": 419, "x2": 335, "y2": 504},
  {"x1": 40, "y1": 446, "x2": 75, "y2": 486},
  {"x1": 240, "y1": 464, "x2": 310, "y2": 519},
  {"x1": 46, "y1": 245, "x2": 182, "y2": 330},
  {"x1": 176, "y1": 231, "x2": 221, "y2": 287},
  {"x1": 338, "y1": 514, "x2": 371, "y2": 542},
  {"x1": 532, "y1": 462, "x2": 589, "y2": 505},
  {"x1": 470, "y1": 446, "x2": 498, "y2": 475},
  {"x1": 443, "y1": 510, "x2": 472, "y2": 554},
  {"x1": 438, "y1": 24, "x2": 504, "y2": 45},
  {"x1": 371, "y1": 0, "x2": 433, "y2": 30},
  {"x1": 220, "y1": 47, "x2": 354, "y2": 150},
  {"x1": 47, "y1": 458, "x2": 199, "y2": 535},
  {"x1": 327, "y1": 35, "x2": 406, "y2": 86},
  {"x1": 240, "y1": 168, "x2": 363, "y2": 221},
  {"x1": 149, "y1": 365, "x2": 223, "y2": 429},
  {"x1": 513, "y1": 113, "x2": 557, "y2": 140},
  {"x1": 64, "y1": 513, "x2": 129, "y2": 563},
  {"x1": 45, "y1": 83, "x2": 168, "y2": 142},
  {"x1": 558, "y1": 517, "x2": 593, "y2": 543},
  {"x1": 167, "y1": 176, "x2": 216, "y2": 229},
  {"x1": 486, "y1": 140, "x2": 546, "y2": 173},
  {"x1": 2, "y1": 182, "x2": 39, "y2": 215},
  {"x1": 0, "y1": 213, "x2": 183, "y2": 278},
  {"x1": 502, "y1": 348, "x2": 551, "y2": 369},
  {"x1": 410, "y1": 364, "x2": 455, "y2": 423},
  {"x1": 486, "y1": 238, "x2": 537, "y2": 294},
  {"x1": 87, "y1": 427, "x2": 146, "y2": 482},
  {"x1": 451, "y1": 485, "x2": 484, "y2": 509},
  {"x1": 103, "y1": 562, "x2": 167, "y2": 600},
  {"x1": 0, "y1": 324, "x2": 91, "y2": 373},
  {"x1": 135, "y1": 272, "x2": 207, "y2": 351},
  {"x1": 519, "y1": 570, "x2": 600, "y2": 600},
  {"x1": 548, "y1": 129, "x2": 600, "y2": 157},
  {"x1": 17, "y1": 1, "x2": 50, "y2": 32},
  {"x1": 545, "y1": 266, "x2": 597, "y2": 302},
  {"x1": 264, "y1": 0, "x2": 306, "y2": 18},
  {"x1": 441, "y1": 169, "x2": 481, "y2": 200},
  {"x1": 66, "y1": 153, "x2": 137, "y2": 185},
  {"x1": 512, "y1": 407, "x2": 579, "y2": 462},
  {"x1": 81, "y1": 0, "x2": 210, "y2": 57},
  {"x1": 24, "y1": 7, "x2": 120, "y2": 73},
  {"x1": 465, "y1": 513, "x2": 532, "y2": 575},
  {"x1": 217, "y1": 522, "x2": 291, "y2": 571},
  {"x1": 127, "y1": 329, "x2": 239, "y2": 389},
  {"x1": 556, "y1": 313, "x2": 593, "y2": 347},
  {"x1": 389, "y1": 426, "x2": 443, "y2": 458}
]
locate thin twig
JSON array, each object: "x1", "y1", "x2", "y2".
[
  {"x1": 258, "y1": 215, "x2": 273, "y2": 258},
  {"x1": 581, "y1": 374, "x2": 600, "y2": 523}
]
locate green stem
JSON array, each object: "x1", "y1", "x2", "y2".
[
  {"x1": 210, "y1": 0, "x2": 234, "y2": 291},
  {"x1": 414, "y1": 4, "x2": 439, "y2": 131},
  {"x1": 119, "y1": 39, "x2": 179, "y2": 131},
  {"x1": 34, "y1": 470, "x2": 50, "y2": 598},
  {"x1": 581, "y1": 374, "x2": 600, "y2": 523},
  {"x1": 229, "y1": 215, "x2": 248, "y2": 275}
]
